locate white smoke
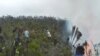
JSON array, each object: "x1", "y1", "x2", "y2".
[
  {"x1": 0, "y1": 0, "x2": 99, "y2": 44},
  {"x1": 69, "y1": 0, "x2": 100, "y2": 44}
]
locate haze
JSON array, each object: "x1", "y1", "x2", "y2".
[{"x1": 0, "y1": 0, "x2": 100, "y2": 44}]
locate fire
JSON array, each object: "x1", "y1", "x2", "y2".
[{"x1": 84, "y1": 40, "x2": 95, "y2": 56}]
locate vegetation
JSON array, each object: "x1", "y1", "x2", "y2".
[{"x1": 0, "y1": 15, "x2": 72, "y2": 56}]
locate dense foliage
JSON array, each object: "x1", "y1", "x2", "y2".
[{"x1": 0, "y1": 15, "x2": 72, "y2": 56}]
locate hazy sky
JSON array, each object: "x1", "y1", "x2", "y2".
[
  {"x1": 0, "y1": 0, "x2": 100, "y2": 44},
  {"x1": 0, "y1": 0, "x2": 68, "y2": 18}
]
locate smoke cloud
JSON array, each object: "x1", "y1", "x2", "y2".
[{"x1": 0, "y1": 0, "x2": 100, "y2": 44}]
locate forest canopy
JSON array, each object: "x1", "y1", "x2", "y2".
[{"x1": 0, "y1": 15, "x2": 72, "y2": 56}]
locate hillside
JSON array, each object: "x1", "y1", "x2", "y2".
[{"x1": 0, "y1": 16, "x2": 72, "y2": 56}]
